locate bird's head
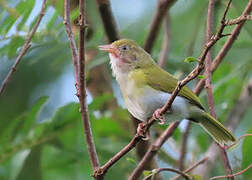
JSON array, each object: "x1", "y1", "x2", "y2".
[{"x1": 99, "y1": 39, "x2": 154, "y2": 77}]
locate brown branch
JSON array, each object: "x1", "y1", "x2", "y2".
[
  {"x1": 95, "y1": 0, "x2": 120, "y2": 42},
  {"x1": 78, "y1": 0, "x2": 100, "y2": 175},
  {"x1": 94, "y1": 134, "x2": 143, "y2": 177},
  {"x1": 210, "y1": 163, "x2": 252, "y2": 180},
  {"x1": 63, "y1": 0, "x2": 79, "y2": 87},
  {"x1": 0, "y1": 0, "x2": 47, "y2": 96},
  {"x1": 158, "y1": 13, "x2": 171, "y2": 68},
  {"x1": 205, "y1": 0, "x2": 217, "y2": 119},
  {"x1": 64, "y1": 0, "x2": 101, "y2": 179},
  {"x1": 225, "y1": 14, "x2": 252, "y2": 25},
  {"x1": 224, "y1": 134, "x2": 252, "y2": 150},
  {"x1": 178, "y1": 122, "x2": 192, "y2": 171},
  {"x1": 171, "y1": 157, "x2": 208, "y2": 180},
  {"x1": 144, "y1": 0, "x2": 177, "y2": 53},
  {"x1": 206, "y1": 0, "x2": 233, "y2": 179},
  {"x1": 193, "y1": 79, "x2": 252, "y2": 178},
  {"x1": 143, "y1": 167, "x2": 191, "y2": 180},
  {"x1": 129, "y1": 122, "x2": 180, "y2": 180},
  {"x1": 194, "y1": 0, "x2": 252, "y2": 94},
  {"x1": 131, "y1": 117, "x2": 162, "y2": 180},
  {"x1": 178, "y1": 6, "x2": 207, "y2": 170}
]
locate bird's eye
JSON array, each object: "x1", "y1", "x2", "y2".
[{"x1": 121, "y1": 45, "x2": 129, "y2": 51}]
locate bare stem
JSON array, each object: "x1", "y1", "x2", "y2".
[
  {"x1": 0, "y1": 0, "x2": 47, "y2": 95},
  {"x1": 79, "y1": 0, "x2": 100, "y2": 174},
  {"x1": 171, "y1": 157, "x2": 208, "y2": 180},
  {"x1": 178, "y1": 121, "x2": 192, "y2": 170},
  {"x1": 210, "y1": 163, "x2": 252, "y2": 180},
  {"x1": 225, "y1": 14, "x2": 252, "y2": 25},
  {"x1": 143, "y1": 167, "x2": 191, "y2": 180},
  {"x1": 64, "y1": 0, "x2": 101, "y2": 179},
  {"x1": 128, "y1": 122, "x2": 180, "y2": 180},
  {"x1": 158, "y1": 13, "x2": 171, "y2": 68},
  {"x1": 144, "y1": 0, "x2": 177, "y2": 53},
  {"x1": 95, "y1": 0, "x2": 120, "y2": 42}
]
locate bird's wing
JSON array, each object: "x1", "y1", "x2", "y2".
[{"x1": 144, "y1": 67, "x2": 205, "y2": 110}]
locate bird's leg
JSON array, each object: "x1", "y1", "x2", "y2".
[
  {"x1": 137, "y1": 122, "x2": 150, "y2": 140},
  {"x1": 153, "y1": 108, "x2": 166, "y2": 125}
]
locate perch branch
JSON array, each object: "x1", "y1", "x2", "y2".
[{"x1": 0, "y1": 0, "x2": 47, "y2": 95}]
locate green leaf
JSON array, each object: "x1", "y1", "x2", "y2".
[
  {"x1": 22, "y1": 96, "x2": 49, "y2": 133},
  {"x1": 191, "y1": 174, "x2": 203, "y2": 180},
  {"x1": 197, "y1": 75, "x2": 206, "y2": 79},
  {"x1": 50, "y1": 102, "x2": 79, "y2": 131},
  {"x1": 8, "y1": 36, "x2": 25, "y2": 58},
  {"x1": 17, "y1": 0, "x2": 35, "y2": 31},
  {"x1": 88, "y1": 94, "x2": 113, "y2": 111},
  {"x1": 184, "y1": 57, "x2": 198, "y2": 63},
  {"x1": 143, "y1": 170, "x2": 153, "y2": 177},
  {"x1": 242, "y1": 126, "x2": 252, "y2": 179},
  {"x1": 126, "y1": 157, "x2": 137, "y2": 165}
]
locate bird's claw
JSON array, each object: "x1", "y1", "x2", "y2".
[
  {"x1": 153, "y1": 108, "x2": 165, "y2": 125},
  {"x1": 137, "y1": 122, "x2": 150, "y2": 141}
]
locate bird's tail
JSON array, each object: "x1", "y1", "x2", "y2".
[{"x1": 196, "y1": 111, "x2": 236, "y2": 145}]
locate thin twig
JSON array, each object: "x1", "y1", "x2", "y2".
[
  {"x1": 158, "y1": 13, "x2": 171, "y2": 68},
  {"x1": 144, "y1": 0, "x2": 177, "y2": 53},
  {"x1": 79, "y1": 0, "x2": 100, "y2": 175},
  {"x1": 223, "y1": 134, "x2": 252, "y2": 150},
  {"x1": 178, "y1": 121, "x2": 192, "y2": 171},
  {"x1": 205, "y1": 0, "x2": 217, "y2": 119},
  {"x1": 64, "y1": 0, "x2": 101, "y2": 179},
  {"x1": 95, "y1": 0, "x2": 120, "y2": 42},
  {"x1": 225, "y1": 14, "x2": 252, "y2": 25},
  {"x1": 63, "y1": 0, "x2": 79, "y2": 87},
  {"x1": 171, "y1": 157, "x2": 208, "y2": 180},
  {"x1": 210, "y1": 163, "x2": 252, "y2": 180},
  {"x1": 143, "y1": 167, "x2": 191, "y2": 180},
  {"x1": 206, "y1": 1, "x2": 234, "y2": 179},
  {"x1": 129, "y1": 122, "x2": 180, "y2": 180},
  {"x1": 194, "y1": 0, "x2": 252, "y2": 94},
  {"x1": 0, "y1": 0, "x2": 47, "y2": 95}
]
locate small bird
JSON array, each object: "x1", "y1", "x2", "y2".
[{"x1": 99, "y1": 39, "x2": 236, "y2": 145}]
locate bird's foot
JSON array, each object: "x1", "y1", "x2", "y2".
[
  {"x1": 153, "y1": 108, "x2": 165, "y2": 125},
  {"x1": 137, "y1": 122, "x2": 150, "y2": 141}
]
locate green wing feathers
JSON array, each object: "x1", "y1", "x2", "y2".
[
  {"x1": 144, "y1": 66, "x2": 204, "y2": 109},
  {"x1": 198, "y1": 111, "x2": 236, "y2": 145}
]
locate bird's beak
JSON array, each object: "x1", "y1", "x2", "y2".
[{"x1": 98, "y1": 44, "x2": 118, "y2": 55}]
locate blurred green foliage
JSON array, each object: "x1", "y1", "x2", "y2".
[{"x1": 0, "y1": 0, "x2": 251, "y2": 179}]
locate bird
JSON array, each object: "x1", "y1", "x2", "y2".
[{"x1": 99, "y1": 39, "x2": 236, "y2": 145}]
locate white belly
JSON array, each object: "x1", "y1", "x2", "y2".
[{"x1": 124, "y1": 85, "x2": 190, "y2": 122}]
